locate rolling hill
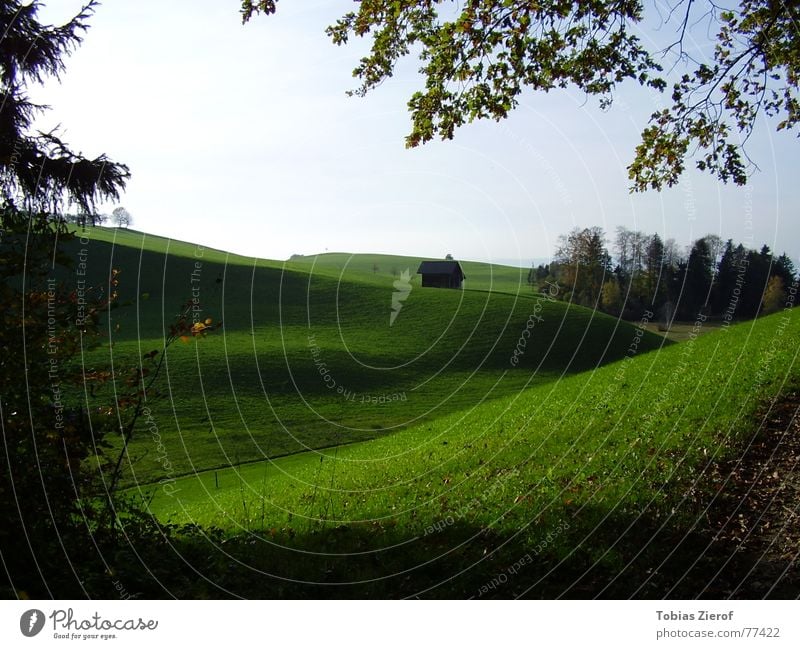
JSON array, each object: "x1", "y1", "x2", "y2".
[
  {"x1": 61, "y1": 226, "x2": 667, "y2": 486},
  {"x1": 47, "y1": 226, "x2": 800, "y2": 597}
]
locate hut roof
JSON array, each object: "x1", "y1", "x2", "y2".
[{"x1": 416, "y1": 261, "x2": 466, "y2": 278}]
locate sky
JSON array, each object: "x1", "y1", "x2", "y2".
[{"x1": 35, "y1": 1, "x2": 800, "y2": 266}]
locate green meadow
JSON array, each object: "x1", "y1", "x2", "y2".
[
  {"x1": 58, "y1": 226, "x2": 799, "y2": 596},
  {"x1": 5, "y1": 0, "x2": 799, "y2": 604},
  {"x1": 65, "y1": 227, "x2": 666, "y2": 486}
]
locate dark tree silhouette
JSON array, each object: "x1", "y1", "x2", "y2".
[
  {"x1": 681, "y1": 238, "x2": 714, "y2": 318},
  {"x1": 644, "y1": 233, "x2": 666, "y2": 306},
  {"x1": 0, "y1": 1, "x2": 129, "y2": 215},
  {"x1": 0, "y1": 1, "x2": 132, "y2": 598}
]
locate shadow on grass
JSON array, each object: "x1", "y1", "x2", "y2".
[
  {"x1": 7, "y1": 505, "x2": 796, "y2": 599},
  {"x1": 7, "y1": 391, "x2": 799, "y2": 600}
]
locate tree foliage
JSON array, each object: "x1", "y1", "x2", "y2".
[
  {"x1": 242, "y1": 1, "x2": 799, "y2": 191},
  {"x1": 112, "y1": 205, "x2": 132, "y2": 228},
  {"x1": 0, "y1": 207, "x2": 116, "y2": 595},
  {"x1": 534, "y1": 226, "x2": 798, "y2": 322},
  {"x1": 1, "y1": 2, "x2": 132, "y2": 597},
  {"x1": 0, "y1": 1, "x2": 129, "y2": 214},
  {"x1": 684, "y1": 237, "x2": 715, "y2": 316},
  {"x1": 554, "y1": 226, "x2": 611, "y2": 307},
  {"x1": 1, "y1": 204, "x2": 220, "y2": 597},
  {"x1": 762, "y1": 274, "x2": 786, "y2": 314}
]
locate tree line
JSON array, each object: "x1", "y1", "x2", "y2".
[
  {"x1": 529, "y1": 227, "x2": 798, "y2": 325},
  {"x1": 60, "y1": 205, "x2": 133, "y2": 228}
]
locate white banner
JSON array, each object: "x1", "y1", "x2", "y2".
[{"x1": 1, "y1": 600, "x2": 798, "y2": 648}]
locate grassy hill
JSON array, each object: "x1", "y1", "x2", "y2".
[
  {"x1": 142, "y1": 306, "x2": 800, "y2": 597},
  {"x1": 286, "y1": 251, "x2": 533, "y2": 295},
  {"x1": 60, "y1": 226, "x2": 666, "y2": 487},
  {"x1": 49, "y1": 226, "x2": 800, "y2": 598}
]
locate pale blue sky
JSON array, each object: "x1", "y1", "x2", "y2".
[{"x1": 36, "y1": 1, "x2": 799, "y2": 265}]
